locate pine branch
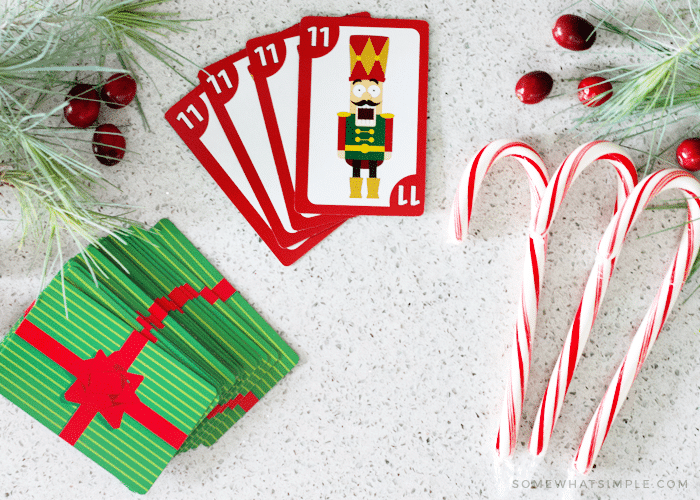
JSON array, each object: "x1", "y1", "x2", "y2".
[
  {"x1": 0, "y1": 0, "x2": 201, "y2": 297},
  {"x1": 571, "y1": 1, "x2": 700, "y2": 288}
]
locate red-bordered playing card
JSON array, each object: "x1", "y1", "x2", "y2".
[
  {"x1": 295, "y1": 16, "x2": 429, "y2": 216},
  {"x1": 245, "y1": 13, "x2": 370, "y2": 229}
]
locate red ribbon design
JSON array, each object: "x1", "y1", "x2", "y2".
[
  {"x1": 142, "y1": 280, "x2": 236, "y2": 330},
  {"x1": 206, "y1": 391, "x2": 259, "y2": 419},
  {"x1": 14, "y1": 278, "x2": 237, "y2": 449}
]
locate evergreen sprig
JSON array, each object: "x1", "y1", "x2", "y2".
[{"x1": 0, "y1": 0, "x2": 198, "y2": 294}]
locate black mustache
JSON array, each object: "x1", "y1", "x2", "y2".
[{"x1": 352, "y1": 100, "x2": 379, "y2": 107}]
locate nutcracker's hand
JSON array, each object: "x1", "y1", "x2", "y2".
[
  {"x1": 337, "y1": 150, "x2": 345, "y2": 159},
  {"x1": 384, "y1": 152, "x2": 392, "y2": 160}
]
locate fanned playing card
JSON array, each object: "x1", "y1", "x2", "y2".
[
  {"x1": 244, "y1": 12, "x2": 370, "y2": 227},
  {"x1": 165, "y1": 86, "x2": 341, "y2": 265},
  {"x1": 295, "y1": 16, "x2": 429, "y2": 216},
  {"x1": 197, "y1": 50, "x2": 347, "y2": 243},
  {"x1": 165, "y1": 12, "x2": 428, "y2": 265}
]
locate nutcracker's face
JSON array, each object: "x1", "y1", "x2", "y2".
[{"x1": 350, "y1": 79, "x2": 383, "y2": 126}]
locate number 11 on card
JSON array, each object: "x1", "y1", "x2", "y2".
[{"x1": 307, "y1": 26, "x2": 329, "y2": 47}]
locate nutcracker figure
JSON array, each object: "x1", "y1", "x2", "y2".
[{"x1": 337, "y1": 35, "x2": 394, "y2": 199}]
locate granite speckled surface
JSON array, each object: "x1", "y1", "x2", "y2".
[{"x1": 1, "y1": 0, "x2": 699, "y2": 498}]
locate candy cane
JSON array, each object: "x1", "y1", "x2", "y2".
[
  {"x1": 528, "y1": 142, "x2": 638, "y2": 456},
  {"x1": 448, "y1": 139, "x2": 548, "y2": 458},
  {"x1": 449, "y1": 140, "x2": 548, "y2": 243},
  {"x1": 572, "y1": 169, "x2": 700, "y2": 474}
]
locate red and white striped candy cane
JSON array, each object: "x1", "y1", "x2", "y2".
[
  {"x1": 573, "y1": 169, "x2": 700, "y2": 474},
  {"x1": 528, "y1": 142, "x2": 638, "y2": 456},
  {"x1": 449, "y1": 139, "x2": 548, "y2": 458}
]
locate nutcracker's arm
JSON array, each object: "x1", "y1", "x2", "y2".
[
  {"x1": 381, "y1": 113, "x2": 394, "y2": 159},
  {"x1": 337, "y1": 112, "x2": 350, "y2": 154},
  {"x1": 381, "y1": 114, "x2": 394, "y2": 152}
]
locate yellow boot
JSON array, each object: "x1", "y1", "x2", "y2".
[
  {"x1": 350, "y1": 177, "x2": 363, "y2": 198},
  {"x1": 366, "y1": 178, "x2": 380, "y2": 199}
]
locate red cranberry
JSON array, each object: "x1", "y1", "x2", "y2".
[
  {"x1": 515, "y1": 71, "x2": 554, "y2": 104},
  {"x1": 676, "y1": 138, "x2": 700, "y2": 172},
  {"x1": 64, "y1": 84, "x2": 100, "y2": 128},
  {"x1": 92, "y1": 124, "x2": 126, "y2": 166},
  {"x1": 553, "y1": 14, "x2": 597, "y2": 51},
  {"x1": 100, "y1": 73, "x2": 137, "y2": 109},
  {"x1": 578, "y1": 76, "x2": 613, "y2": 107}
]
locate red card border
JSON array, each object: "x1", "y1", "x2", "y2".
[
  {"x1": 244, "y1": 14, "x2": 371, "y2": 228},
  {"x1": 246, "y1": 25, "x2": 350, "y2": 232}
]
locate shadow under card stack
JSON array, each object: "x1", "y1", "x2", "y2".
[
  {"x1": 166, "y1": 13, "x2": 430, "y2": 265},
  {"x1": 0, "y1": 219, "x2": 298, "y2": 493}
]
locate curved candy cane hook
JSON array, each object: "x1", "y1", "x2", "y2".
[
  {"x1": 530, "y1": 141, "x2": 637, "y2": 238},
  {"x1": 572, "y1": 169, "x2": 700, "y2": 474},
  {"x1": 448, "y1": 139, "x2": 548, "y2": 458},
  {"x1": 528, "y1": 141, "x2": 638, "y2": 456},
  {"x1": 449, "y1": 139, "x2": 549, "y2": 242}
]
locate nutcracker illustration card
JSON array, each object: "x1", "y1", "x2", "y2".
[{"x1": 295, "y1": 16, "x2": 429, "y2": 216}]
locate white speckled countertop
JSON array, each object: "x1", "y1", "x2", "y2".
[{"x1": 1, "y1": 0, "x2": 699, "y2": 498}]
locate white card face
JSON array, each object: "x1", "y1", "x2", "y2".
[
  {"x1": 252, "y1": 31, "x2": 326, "y2": 219},
  {"x1": 267, "y1": 35, "x2": 301, "y2": 186},
  {"x1": 305, "y1": 26, "x2": 421, "y2": 207},
  {"x1": 198, "y1": 92, "x2": 268, "y2": 225},
  {"x1": 225, "y1": 56, "x2": 297, "y2": 234}
]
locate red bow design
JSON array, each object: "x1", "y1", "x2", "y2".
[{"x1": 64, "y1": 350, "x2": 144, "y2": 429}]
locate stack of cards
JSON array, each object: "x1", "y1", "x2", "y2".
[
  {"x1": 0, "y1": 219, "x2": 298, "y2": 493},
  {"x1": 166, "y1": 14, "x2": 429, "y2": 265}
]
